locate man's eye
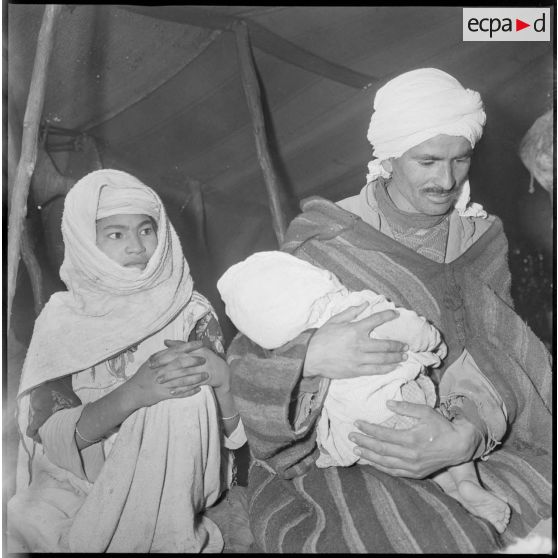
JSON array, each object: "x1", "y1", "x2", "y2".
[
  {"x1": 455, "y1": 157, "x2": 471, "y2": 164},
  {"x1": 418, "y1": 160, "x2": 434, "y2": 166}
]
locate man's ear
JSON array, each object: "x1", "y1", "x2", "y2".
[{"x1": 381, "y1": 159, "x2": 393, "y2": 173}]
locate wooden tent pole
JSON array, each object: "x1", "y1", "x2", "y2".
[
  {"x1": 21, "y1": 222, "x2": 46, "y2": 316},
  {"x1": 121, "y1": 6, "x2": 377, "y2": 89},
  {"x1": 7, "y1": 4, "x2": 62, "y2": 328},
  {"x1": 187, "y1": 179, "x2": 208, "y2": 251},
  {"x1": 8, "y1": 112, "x2": 46, "y2": 317},
  {"x1": 234, "y1": 21, "x2": 287, "y2": 245}
]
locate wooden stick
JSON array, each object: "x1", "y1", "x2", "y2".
[
  {"x1": 89, "y1": 136, "x2": 104, "y2": 170},
  {"x1": 246, "y1": 19, "x2": 377, "y2": 89},
  {"x1": 186, "y1": 179, "x2": 208, "y2": 250},
  {"x1": 234, "y1": 21, "x2": 288, "y2": 245},
  {"x1": 7, "y1": 5, "x2": 62, "y2": 329},
  {"x1": 8, "y1": 108, "x2": 46, "y2": 318},
  {"x1": 21, "y1": 222, "x2": 46, "y2": 316},
  {"x1": 7, "y1": 108, "x2": 21, "y2": 200}
]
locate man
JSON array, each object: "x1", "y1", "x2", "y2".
[{"x1": 228, "y1": 68, "x2": 551, "y2": 553}]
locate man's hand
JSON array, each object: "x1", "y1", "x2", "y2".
[
  {"x1": 303, "y1": 305, "x2": 408, "y2": 379},
  {"x1": 348, "y1": 400, "x2": 483, "y2": 478}
]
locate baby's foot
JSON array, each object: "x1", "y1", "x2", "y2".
[{"x1": 456, "y1": 479, "x2": 511, "y2": 533}]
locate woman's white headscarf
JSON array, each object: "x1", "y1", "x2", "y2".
[
  {"x1": 366, "y1": 68, "x2": 487, "y2": 217},
  {"x1": 18, "y1": 169, "x2": 206, "y2": 395}
]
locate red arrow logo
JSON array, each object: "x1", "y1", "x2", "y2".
[{"x1": 516, "y1": 18, "x2": 530, "y2": 31}]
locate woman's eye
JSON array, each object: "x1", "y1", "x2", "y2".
[
  {"x1": 140, "y1": 227, "x2": 154, "y2": 236},
  {"x1": 108, "y1": 232, "x2": 122, "y2": 240}
]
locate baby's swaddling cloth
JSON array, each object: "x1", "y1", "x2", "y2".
[{"x1": 218, "y1": 251, "x2": 446, "y2": 467}]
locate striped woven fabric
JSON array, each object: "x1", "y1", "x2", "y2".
[{"x1": 229, "y1": 197, "x2": 552, "y2": 553}]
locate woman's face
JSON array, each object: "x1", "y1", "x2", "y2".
[{"x1": 95, "y1": 213, "x2": 158, "y2": 270}]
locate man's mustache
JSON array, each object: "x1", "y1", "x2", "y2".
[{"x1": 421, "y1": 187, "x2": 457, "y2": 195}]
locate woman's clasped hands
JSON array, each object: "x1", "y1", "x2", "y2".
[{"x1": 125, "y1": 339, "x2": 230, "y2": 408}]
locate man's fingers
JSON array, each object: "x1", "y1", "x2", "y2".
[
  {"x1": 349, "y1": 429, "x2": 415, "y2": 456},
  {"x1": 385, "y1": 400, "x2": 433, "y2": 419},
  {"x1": 352, "y1": 420, "x2": 414, "y2": 445},
  {"x1": 355, "y1": 363, "x2": 400, "y2": 376},
  {"x1": 354, "y1": 309, "x2": 399, "y2": 331},
  {"x1": 349, "y1": 430, "x2": 426, "y2": 478},
  {"x1": 326, "y1": 303, "x2": 369, "y2": 324},
  {"x1": 362, "y1": 338, "x2": 408, "y2": 353},
  {"x1": 357, "y1": 350, "x2": 407, "y2": 364},
  {"x1": 356, "y1": 454, "x2": 415, "y2": 478}
]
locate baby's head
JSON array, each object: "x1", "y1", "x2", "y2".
[
  {"x1": 218, "y1": 251, "x2": 346, "y2": 349},
  {"x1": 95, "y1": 184, "x2": 159, "y2": 271}
]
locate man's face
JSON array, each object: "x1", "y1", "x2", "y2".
[{"x1": 387, "y1": 134, "x2": 473, "y2": 216}]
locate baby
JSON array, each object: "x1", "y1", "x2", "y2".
[{"x1": 218, "y1": 250, "x2": 510, "y2": 533}]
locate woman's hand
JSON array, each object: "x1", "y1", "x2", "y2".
[
  {"x1": 348, "y1": 401, "x2": 483, "y2": 478},
  {"x1": 124, "y1": 340, "x2": 209, "y2": 408},
  {"x1": 303, "y1": 305, "x2": 409, "y2": 379},
  {"x1": 76, "y1": 341, "x2": 210, "y2": 449},
  {"x1": 163, "y1": 340, "x2": 231, "y2": 393},
  {"x1": 162, "y1": 340, "x2": 240, "y2": 436}
]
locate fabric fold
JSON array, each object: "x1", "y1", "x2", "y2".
[{"x1": 69, "y1": 390, "x2": 223, "y2": 553}]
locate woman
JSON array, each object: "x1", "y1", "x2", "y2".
[{"x1": 8, "y1": 169, "x2": 245, "y2": 552}]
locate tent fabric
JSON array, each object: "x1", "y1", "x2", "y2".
[
  {"x1": 9, "y1": 6, "x2": 552, "y2": 211},
  {"x1": 8, "y1": 5, "x2": 553, "y2": 336}
]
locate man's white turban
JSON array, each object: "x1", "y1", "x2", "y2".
[{"x1": 366, "y1": 68, "x2": 487, "y2": 217}]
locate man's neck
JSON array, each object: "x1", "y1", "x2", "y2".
[
  {"x1": 377, "y1": 179, "x2": 449, "y2": 230},
  {"x1": 374, "y1": 180, "x2": 451, "y2": 263},
  {"x1": 385, "y1": 181, "x2": 419, "y2": 214}
]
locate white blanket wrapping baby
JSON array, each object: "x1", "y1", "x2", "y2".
[{"x1": 218, "y1": 251, "x2": 446, "y2": 467}]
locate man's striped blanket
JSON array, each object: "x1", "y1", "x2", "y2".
[{"x1": 229, "y1": 197, "x2": 552, "y2": 553}]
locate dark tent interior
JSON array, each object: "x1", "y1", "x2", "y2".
[{"x1": 5, "y1": 4, "x2": 554, "y2": 532}]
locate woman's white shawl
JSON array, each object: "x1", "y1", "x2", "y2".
[{"x1": 19, "y1": 169, "x2": 201, "y2": 395}]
